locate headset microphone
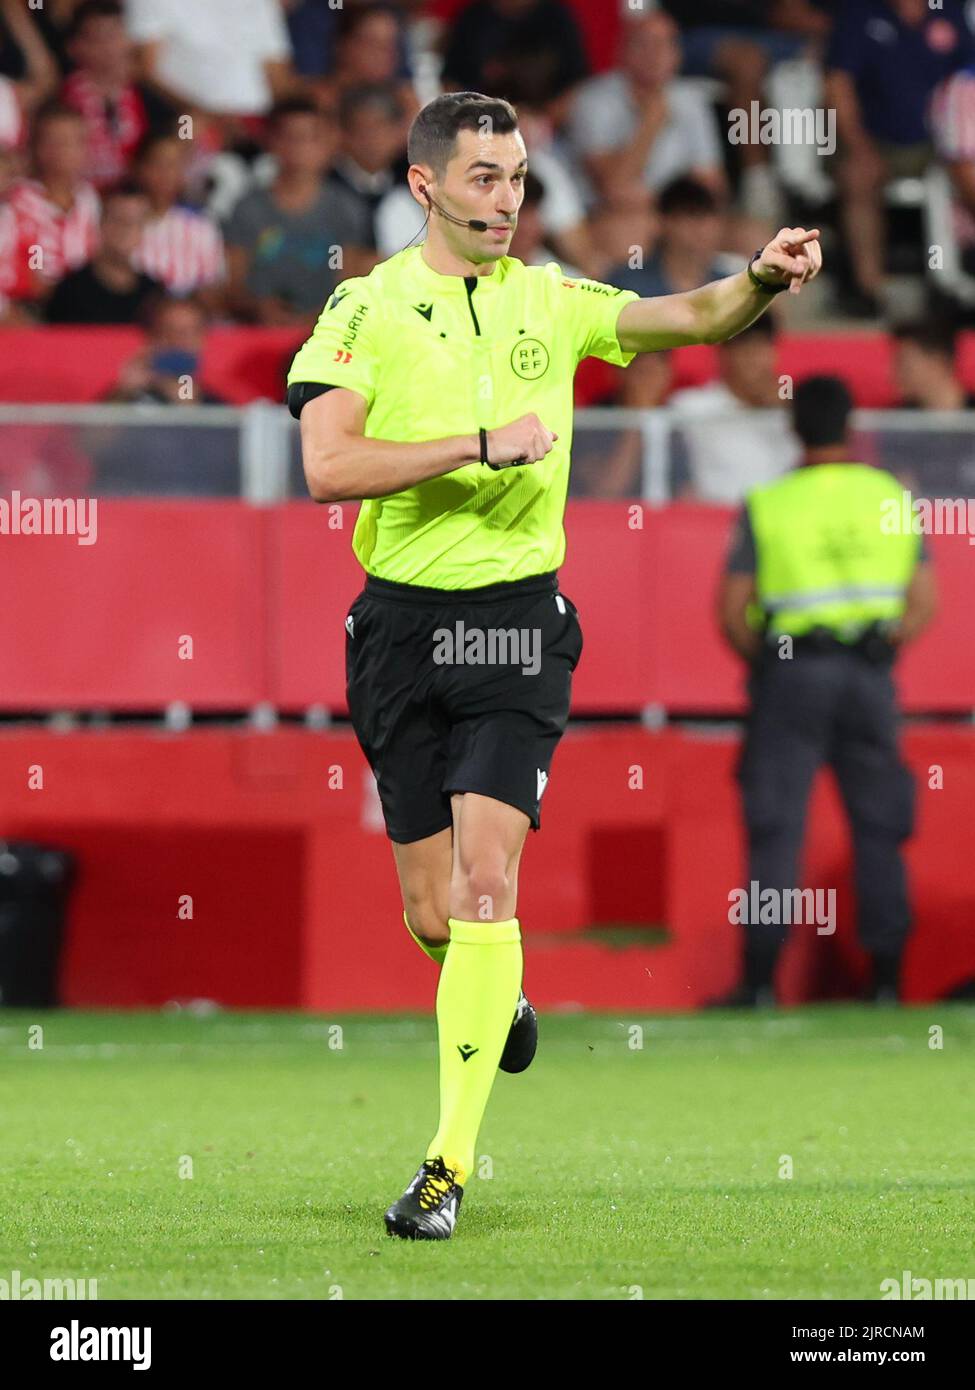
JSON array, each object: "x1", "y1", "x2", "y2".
[{"x1": 420, "y1": 186, "x2": 493, "y2": 234}]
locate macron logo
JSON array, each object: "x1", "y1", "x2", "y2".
[
  {"x1": 536, "y1": 769, "x2": 548, "y2": 801},
  {"x1": 345, "y1": 615, "x2": 355, "y2": 638}
]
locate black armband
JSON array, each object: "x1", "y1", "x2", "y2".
[{"x1": 287, "y1": 382, "x2": 338, "y2": 420}]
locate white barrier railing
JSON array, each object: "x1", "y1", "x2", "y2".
[{"x1": 0, "y1": 404, "x2": 971, "y2": 503}]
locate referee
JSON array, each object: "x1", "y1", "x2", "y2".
[{"x1": 287, "y1": 91, "x2": 823, "y2": 1240}]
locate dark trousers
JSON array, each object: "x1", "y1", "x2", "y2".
[{"x1": 737, "y1": 649, "x2": 914, "y2": 958}]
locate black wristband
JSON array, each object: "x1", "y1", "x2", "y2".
[
  {"x1": 482, "y1": 426, "x2": 504, "y2": 471},
  {"x1": 748, "y1": 249, "x2": 790, "y2": 295}
]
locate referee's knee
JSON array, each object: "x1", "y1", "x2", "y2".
[
  {"x1": 404, "y1": 901, "x2": 450, "y2": 946},
  {"x1": 450, "y1": 858, "x2": 513, "y2": 921}
]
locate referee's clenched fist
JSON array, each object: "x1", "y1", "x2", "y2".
[{"x1": 486, "y1": 412, "x2": 559, "y2": 468}]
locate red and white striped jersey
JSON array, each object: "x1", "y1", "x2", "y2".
[
  {"x1": 7, "y1": 178, "x2": 101, "y2": 288},
  {"x1": 61, "y1": 71, "x2": 149, "y2": 189},
  {"x1": 134, "y1": 204, "x2": 226, "y2": 294}
]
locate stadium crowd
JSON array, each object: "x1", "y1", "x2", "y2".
[{"x1": 1, "y1": 0, "x2": 974, "y2": 499}]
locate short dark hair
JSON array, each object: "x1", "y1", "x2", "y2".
[
  {"x1": 407, "y1": 92, "x2": 519, "y2": 180},
  {"x1": 132, "y1": 127, "x2": 182, "y2": 163},
  {"x1": 337, "y1": 2, "x2": 399, "y2": 42},
  {"x1": 267, "y1": 97, "x2": 330, "y2": 133},
  {"x1": 31, "y1": 100, "x2": 84, "y2": 142},
  {"x1": 339, "y1": 82, "x2": 402, "y2": 128},
  {"x1": 658, "y1": 176, "x2": 719, "y2": 218},
  {"x1": 145, "y1": 292, "x2": 208, "y2": 331},
  {"x1": 793, "y1": 375, "x2": 853, "y2": 448},
  {"x1": 891, "y1": 317, "x2": 957, "y2": 360},
  {"x1": 68, "y1": 0, "x2": 124, "y2": 40},
  {"x1": 101, "y1": 178, "x2": 148, "y2": 206}
]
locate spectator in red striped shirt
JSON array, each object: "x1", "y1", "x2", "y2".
[
  {"x1": 61, "y1": 0, "x2": 150, "y2": 190},
  {"x1": 7, "y1": 101, "x2": 100, "y2": 308},
  {"x1": 131, "y1": 129, "x2": 226, "y2": 313}
]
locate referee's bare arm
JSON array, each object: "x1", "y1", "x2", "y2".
[
  {"x1": 617, "y1": 227, "x2": 823, "y2": 353},
  {"x1": 300, "y1": 390, "x2": 557, "y2": 502}
]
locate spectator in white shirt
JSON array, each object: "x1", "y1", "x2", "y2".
[
  {"x1": 669, "y1": 314, "x2": 799, "y2": 503},
  {"x1": 566, "y1": 9, "x2": 726, "y2": 211},
  {"x1": 125, "y1": 0, "x2": 301, "y2": 120}
]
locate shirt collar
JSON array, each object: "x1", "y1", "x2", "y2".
[{"x1": 410, "y1": 246, "x2": 508, "y2": 293}]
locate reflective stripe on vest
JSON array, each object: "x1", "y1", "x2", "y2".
[
  {"x1": 748, "y1": 463, "x2": 920, "y2": 637},
  {"x1": 763, "y1": 583, "x2": 906, "y2": 612}
]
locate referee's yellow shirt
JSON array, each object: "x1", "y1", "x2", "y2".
[{"x1": 287, "y1": 246, "x2": 639, "y2": 588}]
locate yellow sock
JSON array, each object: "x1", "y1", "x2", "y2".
[
  {"x1": 425, "y1": 917, "x2": 523, "y2": 1187},
  {"x1": 403, "y1": 910, "x2": 448, "y2": 967}
]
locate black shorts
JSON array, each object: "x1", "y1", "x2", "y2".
[{"x1": 345, "y1": 570, "x2": 583, "y2": 844}]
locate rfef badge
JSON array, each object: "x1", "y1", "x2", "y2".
[{"x1": 510, "y1": 338, "x2": 550, "y2": 379}]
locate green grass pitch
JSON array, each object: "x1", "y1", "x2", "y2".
[{"x1": 1, "y1": 1006, "x2": 972, "y2": 1300}]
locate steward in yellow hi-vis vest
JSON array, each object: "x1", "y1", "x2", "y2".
[
  {"x1": 715, "y1": 376, "x2": 937, "y2": 1009},
  {"x1": 749, "y1": 464, "x2": 921, "y2": 639}
]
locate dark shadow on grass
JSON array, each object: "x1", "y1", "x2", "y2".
[{"x1": 295, "y1": 1197, "x2": 518, "y2": 1242}]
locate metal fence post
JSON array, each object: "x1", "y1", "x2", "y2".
[
  {"x1": 240, "y1": 401, "x2": 291, "y2": 503},
  {"x1": 641, "y1": 408, "x2": 671, "y2": 506}
]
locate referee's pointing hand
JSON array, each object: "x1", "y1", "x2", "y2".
[
  {"x1": 755, "y1": 227, "x2": 823, "y2": 296},
  {"x1": 487, "y1": 413, "x2": 559, "y2": 468}
]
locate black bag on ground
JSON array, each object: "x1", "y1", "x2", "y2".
[{"x1": 0, "y1": 841, "x2": 75, "y2": 1007}]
